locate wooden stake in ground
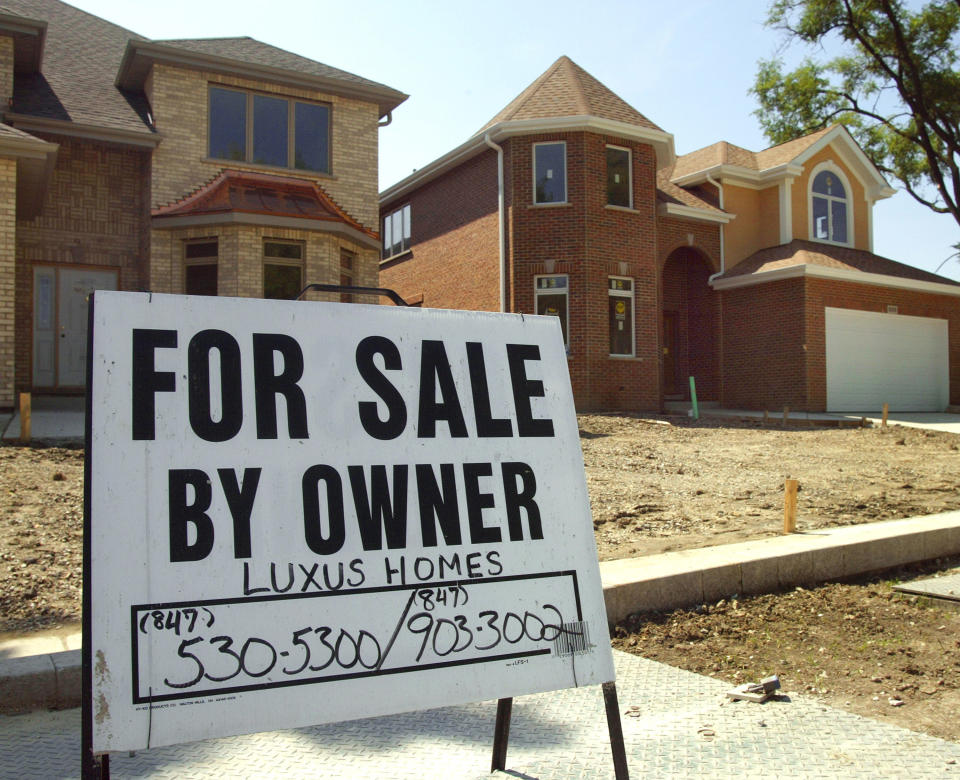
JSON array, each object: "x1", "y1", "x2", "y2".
[
  {"x1": 18, "y1": 392, "x2": 30, "y2": 442},
  {"x1": 882, "y1": 403, "x2": 889, "y2": 428},
  {"x1": 783, "y1": 406, "x2": 790, "y2": 425},
  {"x1": 783, "y1": 478, "x2": 798, "y2": 534}
]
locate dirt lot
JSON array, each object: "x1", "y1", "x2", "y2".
[
  {"x1": 613, "y1": 558, "x2": 960, "y2": 743},
  {"x1": 1, "y1": 414, "x2": 959, "y2": 740}
]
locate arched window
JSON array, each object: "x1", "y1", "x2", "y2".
[{"x1": 811, "y1": 168, "x2": 849, "y2": 244}]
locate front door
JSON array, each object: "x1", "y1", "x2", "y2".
[
  {"x1": 33, "y1": 266, "x2": 118, "y2": 388},
  {"x1": 662, "y1": 311, "x2": 680, "y2": 396}
]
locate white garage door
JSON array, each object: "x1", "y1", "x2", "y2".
[{"x1": 825, "y1": 307, "x2": 949, "y2": 412}]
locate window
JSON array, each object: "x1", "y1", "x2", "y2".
[
  {"x1": 263, "y1": 240, "x2": 304, "y2": 300},
  {"x1": 533, "y1": 142, "x2": 566, "y2": 204},
  {"x1": 608, "y1": 277, "x2": 634, "y2": 357},
  {"x1": 208, "y1": 86, "x2": 330, "y2": 173},
  {"x1": 606, "y1": 146, "x2": 631, "y2": 208},
  {"x1": 535, "y1": 275, "x2": 569, "y2": 348},
  {"x1": 811, "y1": 168, "x2": 849, "y2": 244},
  {"x1": 184, "y1": 240, "x2": 218, "y2": 296},
  {"x1": 340, "y1": 248, "x2": 355, "y2": 303},
  {"x1": 382, "y1": 204, "x2": 411, "y2": 259}
]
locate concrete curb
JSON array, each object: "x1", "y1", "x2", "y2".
[
  {"x1": 601, "y1": 511, "x2": 960, "y2": 623},
  {"x1": 0, "y1": 649, "x2": 80, "y2": 714},
  {"x1": 2, "y1": 512, "x2": 959, "y2": 715}
]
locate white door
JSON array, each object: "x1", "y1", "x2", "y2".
[
  {"x1": 825, "y1": 307, "x2": 949, "y2": 412},
  {"x1": 33, "y1": 266, "x2": 118, "y2": 388}
]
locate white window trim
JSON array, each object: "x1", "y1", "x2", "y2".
[
  {"x1": 534, "y1": 273, "x2": 570, "y2": 349},
  {"x1": 606, "y1": 144, "x2": 632, "y2": 209},
  {"x1": 382, "y1": 203, "x2": 411, "y2": 260},
  {"x1": 532, "y1": 141, "x2": 568, "y2": 205},
  {"x1": 807, "y1": 160, "x2": 854, "y2": 247},
  {"x1": 608, "y1": 275, "x2": 635, "y2": 358}
]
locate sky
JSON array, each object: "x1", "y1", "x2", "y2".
[{"x1": 67, "y1": 0, "x2": 960, "y2": 280}]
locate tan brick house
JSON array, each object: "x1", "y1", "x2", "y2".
[
  {"x1": 380, "y1": 56, "x2": 960, "y2": 413},
  {"x1": 0, "y1": 0, "x2": 406, "y2": 408}
]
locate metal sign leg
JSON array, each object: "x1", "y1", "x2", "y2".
[
  {"x1": 602, "y1": 682, "x2": 630, "y2": 779},
  {"x1": 491, "y1": 697, "x2": 513, "y2": 772}
]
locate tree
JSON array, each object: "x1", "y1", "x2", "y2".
[{"x1": 752, "y1": 0, "x2": 960, "y2": 229}]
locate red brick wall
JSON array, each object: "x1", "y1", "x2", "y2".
[
  {"x1": 720, "y1": 277, "x2": 808, "y2": 410},
  {"x1": 14, "y1": 135, "x2": 150, "y2": 393},
  {"x1": 380, "y1": 150, "x2": 500, "y2": 310}
]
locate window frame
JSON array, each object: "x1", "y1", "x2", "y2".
[
  {"x1": 532, "y1": 141, "x2": 568, "y2": 205},
  {"x1": 606, "y1": 145, "x2": 632, "y2": 208},
  {"x1": 183, "y1": 238, "x2": 219, "y2": 297},
  {"x1": 339, "y1": 248, "x2": 356, "y2": 303},
  {"x1": 608, "y1": 276, "x2": 635, "y2": 358},
  {"x1": 262, "y1": 239, "x2": 305, "y2": 300},
  {"x1": 208, "y1": 85, "x2": 332, "y2": 174},
  {"x1": 807, "y1": 162, "x2": 853, "y2": 247},
  {"x1": 381, "y1": 203, "x2": 411, "y2": 260},
  {"x1": 534, "y1": 273, "x2": 570, "y2": 350}
]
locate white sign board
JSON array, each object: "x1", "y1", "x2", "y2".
[{"x1": 86, "y1": 291, "x2": 614, "y2": 753}]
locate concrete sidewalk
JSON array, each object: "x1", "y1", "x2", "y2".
[
  {"x1": 2, "y1": 649, "x2": 959, "y2": 779},
  {"x1": 1, "y1": 395, "x2": 84, "y2": 442}
]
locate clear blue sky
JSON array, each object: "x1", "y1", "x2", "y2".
[{"x1": 69, "y1": 0, "x2": 960, "y2": 280}]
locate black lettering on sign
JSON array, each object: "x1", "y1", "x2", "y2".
[
  {"x1": 356, "y1": 336, "x2": 407, "y2": 440},
  {"x1": 217, "y1": 468, "x2": 261, "y2": 558},
  {"x1": 302, "y1": 465, "x2": 346, "y2": 555},
  {"x1": 132, "y1": 329, "x2": 177, "y2": 440},
  {"x1": 252, "y1": 334, "x2": 308, "y2": 440},
  {"x1": 501, "y1": 462, "x2": 543, "y2": 540},
  {"x1": 506, "y1": 344, "x2": 555, "y2": 438},
  {"x1": 169, "y1": 469, "x2": 215, "y2": 562},
  {"x1": 188, "y1": 330, "x2": 243, "y2": 442},
  {"x1": 463, "y1": 463, "x2": 500, "y2": 544},
  {"x1": 466, "y1": 342, "x2": 512, "y2": 437},
  {"x1": 417, "y1": 341, "x2": 468, "y2": 438},
  {"x1": 415, "y1": 463, "x2": 461, "y2": 547},
  {"x1": 348, "y1": 465, "x2": 409, "y2": 551}
]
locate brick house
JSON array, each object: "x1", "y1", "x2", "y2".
[
  {"x1": 380, "y1": 56, "x2": 960, "y2": 413},
  {"x1": 0, "y1": 0, "x2": 406, "y2": 409}
]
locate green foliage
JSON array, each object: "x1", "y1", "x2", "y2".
[{"x1": 752, "y1": 0, "x2": 960, "y2": 226}]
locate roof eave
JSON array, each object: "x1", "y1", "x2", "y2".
[
  {"x1": 116, "y1": 40, "x2": 408, "y2": 118},
  {"x1": 6, "y1": 112, "x2": 160, "y2": 148},
  {"x1": 711, "y1": 263, "x2": 960, "y2": 296},
  {"x1": 672, "y1": 162, "x2": 803, "y2": 190},
  {"x1": 381, "y1": 116, "x2": 676, "y2": 205},
  {"x1": 658, "y1": 202, "x2": 733, "y2": 224}
]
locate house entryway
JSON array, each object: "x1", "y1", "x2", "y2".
[
  {"x1": 661, "y1": 247, "x2": 719, "y2": 401},
  {"x1": 32, "y1": 266, "x2": 118, "y2": 389}
]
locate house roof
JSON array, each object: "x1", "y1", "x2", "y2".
[
  {"x1": 152, "y1": 168, "x2": 376, "y2": 239},
  {"x1": 1, "y1": 0, "x2": 405, "y2": 141},
  {"x1": 477, "y1": 56, "x2": 663, "y2": 135},
  {"x1": 673, "y1": 127, "x2": 834, "y2": 180},
  {"x1": 657, "y1": 164, "x2": 724, "y2": 213},
  {"x1": 716, "y1": 239, "x2": 960, "y2": 288}
]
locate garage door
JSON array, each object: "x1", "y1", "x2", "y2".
[{"x1": 825, "y1": 307, "x2": 949, "y2": 411}]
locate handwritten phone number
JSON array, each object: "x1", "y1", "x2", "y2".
[{"x1": 148, "y1": 590, "x2": 582, "y2": 693}]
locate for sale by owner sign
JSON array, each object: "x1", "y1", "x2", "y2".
[{"x1": 85, "y1": 291, "x2": 614, "y2": 753}]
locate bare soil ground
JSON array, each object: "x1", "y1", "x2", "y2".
[
  {"x1": 1, "y1": 414, "x2": 959, "y2": 740},
  {"x1": 612, "y1": 558, "x2": 960, "y2": 744}
]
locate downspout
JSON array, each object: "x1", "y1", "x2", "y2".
[
  {"x1": 484, "y1": 133, "x2": 506, "y2": 312},
  {"x1": 705, "y1": 172, "x2": 725, "y2": 283}
]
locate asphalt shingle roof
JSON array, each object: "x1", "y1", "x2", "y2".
[
  {"x1": 720, "y1": 239, "x2": 960, "y2": 286},
  {"x1": 673, "y1": 127, "x2": 834, "y2": 179},
  {"x1": 477, "y1": 56, "x2": 663, "y2": 135},
  {"x1": 2, "y1": 0, "x2": 403, "y2": 135}
]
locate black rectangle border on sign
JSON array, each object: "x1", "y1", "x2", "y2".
[{"x1": 131, "y1": 570, "x2": 583, "y2": 705}]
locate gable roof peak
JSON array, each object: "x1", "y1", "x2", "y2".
[{"x1": 475, "y1": 54, "x2": 663, "y2": 135}]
